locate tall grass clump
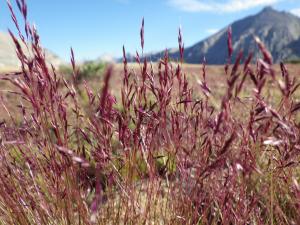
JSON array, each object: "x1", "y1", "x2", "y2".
[{"x1": 0, "y1": 1, "x2": 300, "y2": 224}]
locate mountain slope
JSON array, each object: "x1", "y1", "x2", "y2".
[
  {"x1": 0, "y1": 32, "x2": 63, "y2": 70},
  {"x1": 149, "y1": 7, "x2": 300, "y2": 64}
]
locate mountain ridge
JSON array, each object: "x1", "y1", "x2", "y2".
[
  {"x1": 0, "y1": 32, "x2": 64, "y2": 70},
  {"x1": 145, "y1": 7, "x2": 300, "y2": 64}
]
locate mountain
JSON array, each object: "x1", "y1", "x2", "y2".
[
  {"x1": 97, "y1": 53, "x2": 117, "y2": 63},
  {"x1": 0, "y1": 32, "x2": 64, "y2": 70},
  {"x1": 148, "y1": 7, "x2": 300, "y2": 64}
]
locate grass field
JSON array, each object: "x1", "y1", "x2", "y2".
[
  {"x1": 1, "y1": 1, "x2": 300, "y2": 225},
  {"x1": 2, "y1": 63, "x2": 299, "y2": 122}
]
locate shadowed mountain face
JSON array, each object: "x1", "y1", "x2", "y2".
[
  {"x1": 0, "y1": 32, "x2": 63, "y2": 70},
  {"x1": 149, "y1": 7, "x2": 300, "y2": 64}
]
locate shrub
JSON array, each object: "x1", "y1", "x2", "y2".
[
  {"x1": 79, "y1": 61, "x2": 105, "y2": 80},
  {"x1": 59, "y1": 61, "x2": 105, "y2": 80}
]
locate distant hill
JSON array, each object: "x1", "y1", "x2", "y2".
[
  {"x1": 145, "y1": 7, "x2": 300, "y2": 64},
  {"x1": 0, "y1": 32, "x2": 63, "y2": 70}
]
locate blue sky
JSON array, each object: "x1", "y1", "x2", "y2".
[{"x1": 1, "y1": 0, "x2": 300, "y2": 62}]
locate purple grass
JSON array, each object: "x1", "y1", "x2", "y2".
[{"x1": 0, "y1": 1, "x2": 300, "y2": 224}]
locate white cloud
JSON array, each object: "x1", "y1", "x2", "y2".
[
  {"x1": 291, "y1": 8, "x2": 300, "y2": 17},
  {"x1": 206, "y1": 28, "x2": 219, "y2": 34},
  {"x1": 168, "y1": 0, "x2": 281, "y2": 13}
]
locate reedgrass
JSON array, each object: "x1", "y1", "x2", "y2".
[{"x1": 0, "y1": 1, "x2": 300, "y2": 224}]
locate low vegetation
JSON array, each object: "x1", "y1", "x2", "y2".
[
  {"x1": 284, "y1": 59, "x2": 300, "y2": 64},
  {"x1": 0, "y1": 1, "x2": 300, "y2": 224},
  {"x1": 59, "y1": 61, "x2": 106, "y2": 81}
]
